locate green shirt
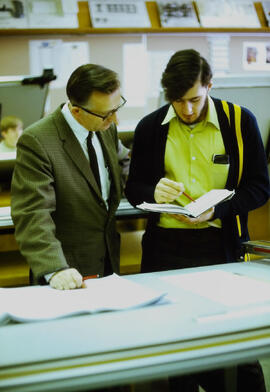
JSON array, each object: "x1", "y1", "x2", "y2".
[{"x1": 159, "y1": 96, "x2": 229, "y2": 229}]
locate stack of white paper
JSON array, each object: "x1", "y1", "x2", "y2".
[{"x1": 0, "y1": 274, "x2": 167, "y2": 325}]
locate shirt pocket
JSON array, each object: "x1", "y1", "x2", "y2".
[{"x1": 212, "y1": 162, "x2": 230, "y2": 189}]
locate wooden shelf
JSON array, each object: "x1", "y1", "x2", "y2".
[
  {"x1": 0, "y1": 27, "x2": 269, "y2": 36},
  {"x1": 0, "y1": 1, "x2": 269, "y2": 36},
  {"x1": 0, "y1": 27, "x2": 270, "y2": 36}
]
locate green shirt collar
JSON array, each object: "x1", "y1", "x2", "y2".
[{"x1": 161, "y1": 96, "x2": 220, "y2": 131}]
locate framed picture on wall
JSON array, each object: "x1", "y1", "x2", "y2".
[
  {"x1": 196, "y1": 0, "x2": 260, "y2": 28},
  {"x1": 26, "y1": 0, "x2": 78, "y2": 29},
  {"x1": 88, "y1": 0, "x2": 151, "y2": 28},
  {"x1": 243, "y1": 41, "x2": 270, "y2": 71},
  {"x1": 0, "y1": 0, "x2": 28, "y2": 28},
  {"x1": 157, "y1": 0, "x2": 200, "y2": 27}
]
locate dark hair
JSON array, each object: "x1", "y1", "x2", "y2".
[
  {"x1": 161, "y1": 49, "x2": 213, "y2": 102},
  {"x1": 66, "y1": 64, "x2": 120, "y2": 106}
]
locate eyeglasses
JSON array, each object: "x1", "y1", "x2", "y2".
[{"x1": 75, "y1": 96, "x2": 127, "y2": 121}]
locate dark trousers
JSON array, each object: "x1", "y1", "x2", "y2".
[
  {"x1": 141, "y1": 226, "x2": 228, "y2": 272},
  {"x1": 141, "y1": 226, "x2": 266, "y2": 392}
]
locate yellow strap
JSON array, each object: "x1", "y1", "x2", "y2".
[
  {"x1": 244, "y1": 253, "x2": 251, "y2": 262},
  {"x1": 221, "y1": 101, "x2": 244, "y2": 239},
  {"x1": 233, "y1": 104, "x2": 243, "y2": 186},
  {"x1": 221, "y1": 100, "x2": 230, "y2": 126},
  {"x1": 221, "y1": 102, "x2": 243, "y2": 185},
  {"x1": 236, "y1": 215, "x2": 242, "y2": 237}
]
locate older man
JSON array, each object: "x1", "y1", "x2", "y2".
[{"x1": 11, "y1": 64, "x2": 129, "y2": 290}]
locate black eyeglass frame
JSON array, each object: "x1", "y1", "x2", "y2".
[{"x1": 75, "y1": 96, "x2": 127, "y2": 121}]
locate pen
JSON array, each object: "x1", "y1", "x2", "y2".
[
  {"x1": 183, "y1": 192, "x2": 196, "y2": 203},
  {"x1": 83, "y1": 274, "x2": 100, "y2": 281}
]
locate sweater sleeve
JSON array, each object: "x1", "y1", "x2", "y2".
[
  {"x1": 125, "y1": 117, "x2": 159, "y2": 207},
  {"x1": 214, "y1": 107, "x2": 270, "y2": 220}
]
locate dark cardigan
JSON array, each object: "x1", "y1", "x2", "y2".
[{"x1": 125, "y1": 97, "x2": 270, "y2": 261}]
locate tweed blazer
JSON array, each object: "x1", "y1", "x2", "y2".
[{"x1": 11, "y1": 106, "x2": 123, "y2": 283}]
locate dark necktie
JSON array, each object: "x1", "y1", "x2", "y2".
[{"x1": 87, "y1": 132, "x2": 101, "y2": 190}]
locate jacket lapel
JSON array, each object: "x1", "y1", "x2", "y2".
[{"x1": 54, "y1": 109, "x2": 102, "y2": 198}]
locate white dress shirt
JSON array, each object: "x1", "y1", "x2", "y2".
[{"x1": 61, "y1": 102, "x2": 110, "y2": 206}]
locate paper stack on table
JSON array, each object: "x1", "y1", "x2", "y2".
[{"x1": 0, "y1": 274, "x2": 167, "y2": 325}]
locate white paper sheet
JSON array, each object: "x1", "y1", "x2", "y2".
[
  {"x1": 197, "y1": 0, "x2": 260, "y2": 28},
  {"x1": 88, "y1": 0, "x2": 150, "y2": 28},
  {"x1": 147, "y1": 50, "x2": 173, "y2": 98},
  {"x1": 0, "y1": 206, "x2": 11, "y2": 220},
  {"x1": 29, "y1": 40, "x2": 90, "y2": 88},
  {"x1": 161, "y1": 270, "x2": 270, "y2": 307},
  {"x1": 27, "y1": 0, "x2": 78, "y2": 28},
  {"x1": 123, "y1": 42, "x2": 147, "y2": 107},
  {"x1": 0, "y1": 274, "x2": 167, "y2": 324}
]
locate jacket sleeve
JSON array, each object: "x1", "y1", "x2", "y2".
[
  {"x1": 214, "y1": 108, "x2": 270, "y2": 220},
  {"x1": 11, "y1": 132, "x2": 69, "y2": 282}
]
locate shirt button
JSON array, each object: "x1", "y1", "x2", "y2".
[
  {"x1": 192, "y1": 178, "x2": 196, "y2": 183},
  {"x1": 192, "y1": 156, "x2": 196, "y2": 160},
  {"x1": 190, "y1": 134, "x2": 194, "y2": 138}
]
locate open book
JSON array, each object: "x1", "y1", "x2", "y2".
[
  {"x1": 0, "y1": 274, "x2": 167, "y2": 325},
  {"x1": 136, "y1": 189, "x2": 235, "y2": 218}
]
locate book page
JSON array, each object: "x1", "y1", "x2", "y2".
[
  {"x1": 186, "y1": 189, "x2": 234, "y2": 217},
  {"x1": 0, "y1": 274, "x2": 166, "y2": 324},
  {"x1": 136, "y1": 202, "x2": 190, "y2": 215}
]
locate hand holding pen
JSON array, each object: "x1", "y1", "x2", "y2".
[
  {"x1": 50, "y1": 269, "x2": 100, "y2": 290},
  {"x1": 154, "y1": 178, "x2": 195, "y2": 204}
]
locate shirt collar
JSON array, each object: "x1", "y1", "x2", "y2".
[
  {"x1": 161, "y1": 96, "x2": 220, "y2": 131},
  {"x1": 61, "y1": 102, "x2": 90, "y2": 144}
]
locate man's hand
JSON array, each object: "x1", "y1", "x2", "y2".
[
  {"x1": 171, "y1": 207, "x2": 215, "y2": 225},
  {"x1": 154, "y1": 178, "x2": 185, "y2": 203},
  {"x1": 50, "y1": 268, "x2": 84, "y2": 290}
]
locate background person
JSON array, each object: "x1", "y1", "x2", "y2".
[
  {"x1": 11, "y1": 64, "x2": 129, "y2": 290},
  {"x1": 0, "y1": 115, "x2": 23, "y2": 153},
  {"x1": 125, "y1": 49, "x2": 269, "y2": 392}
]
